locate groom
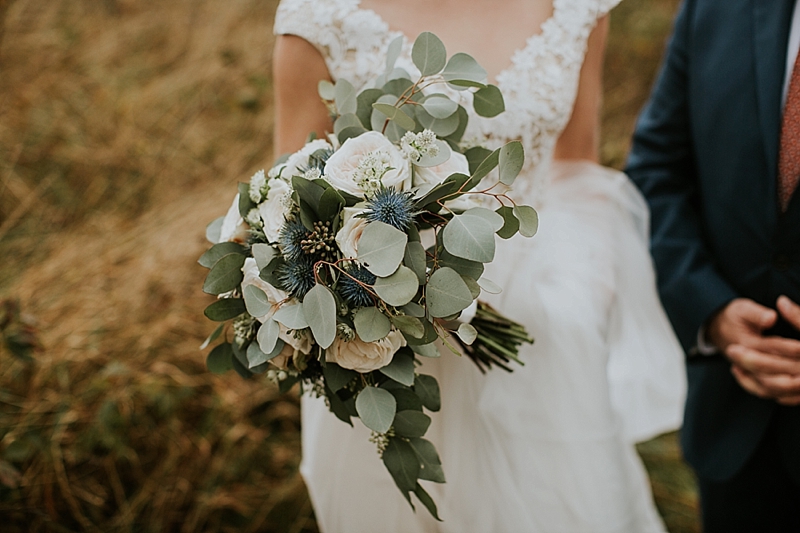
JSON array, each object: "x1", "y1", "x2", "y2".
[{"x1": 626, "y1": 0, "x2": 800, "y2": 531}]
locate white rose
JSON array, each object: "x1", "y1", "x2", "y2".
[
  {"x1": 279, "y1": 139, "x2": 333, "y2": 180},
  {"x1": 258, "y1": 178, "x2": 292, "y2": 242},
  {"x1": 324, "y1": 131, "x2": 411, "y2": 196},
  {"x1": 241, "y1": 258, "x2": 287, "y2": 320},
  {"x1": 413, "y1": 150, "x2": 468, "y2": 187},
  {"x1": 326, "y1": 330, "x2": 406, "y2": 372},
  {"x1": 335, "y1": 206, "x2": 368, "y2": 259},
  {"x1": 218, "y1": 194, "x2": 249, "y2": 244}
]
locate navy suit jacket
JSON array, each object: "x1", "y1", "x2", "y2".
[{"x1": 627, "y1": 0, "x2": 800, "y2": 482}]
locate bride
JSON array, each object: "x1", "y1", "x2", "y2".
[{"x1": 272, "y1": 0, "x2": 686, "y2": 531}]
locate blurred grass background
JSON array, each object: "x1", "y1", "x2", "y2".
[{"x1": 0, "y1": 0, "x2": 693, "y2": 531}]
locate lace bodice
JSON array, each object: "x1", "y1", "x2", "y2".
[{"x1": 274, "y1": 0, "x2": 620, "y2": 204}]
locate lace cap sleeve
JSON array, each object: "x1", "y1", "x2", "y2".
[
  {"x1": 274, "y1": 0, "x2": 325, "y2": 53},
  {"x1": 596, "y1": 0, "x2": 623, "y2": 17}
]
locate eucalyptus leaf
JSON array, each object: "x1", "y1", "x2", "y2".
[
  {"x1": 415, "y1": 105, "x2": 459, "y2": 137},
  {"x1": 401, "y1": 302, "x2": 426, "y2": 318},
  {"x1": 246, "y1": 341, "x2": 271, "y2": 368},
  {"x1": 318, "y1": 79, "x2": 335, "y2": 100},
  {"x1": 323, "y1": 363, "x2": 358, "y2": 393},
  {"x1": 373, "y1": 102, "x2": 417, "y2": 131},
  {"x1": 462, "y1": 275, "x2": 481, "y2": 299},
  {"x1": 498, "y1": 141, "x2": 524, "y2": 185},
  {"x1": 463, "y1": 207, "x2": 504, "y2": 232},
  {"x1": 357, "y1": 221, "x2": 408, "y2": 277},
  {"x1": 304, "y1": 284, "x2": 337, "y2": 349},
  {"x1": 465, "y1": 146, "x2": 493, "y2": 175},
  {"x1": 272, "y1": 303, "x2": 308, "y2": 330},
  {"x1": 421, "y1": 94, "x2": 458, "y2": 119},
  {"x1": 477, "y1": 277, "x2": 503, "y2": 294},
  {"x1": 207, "y1": 343, "x2": 234, "y2": 374},
  {"x1": 356, "y1": 386, "x2": 397, "y2": 434},
  {"x1": 243, "y1": 285, "x2": 272, "y2": 318},
  {"x1": 353, "y1": 306, "x2": 391, "y2": 342},
  {"x1": 203, "y1": 253, "x2": 246, "y2": 295},
  {"x1": 513, "y1": 205, "x2": 539, "y2": 237},
  {"x1": 409, "y1": 437, "x2": 445, "y2": 482},
  {"x1": 371, "y1": 95, "x2": 414, "y2": 142},
  {"x1": 414, "y1": 483, "x2": 442, "y2": 520},
  {"x1": 386, "y1": 67, "x2": 413, "y2": 81},
  {"x1": 334, "y1": 78, "x2": 357, "y2": 115},
  {"x1": 456, "y1": 322, "x2": 478, "y2": 345},
  {"x1": 256, "y1": 318, "x2": 280, "y2": 354},
  {"x1": 426, "y1": 267, "x2": 474, "y2": 317},
  {"x1": 391, "y1": 315, "x2": 426, "y2": 339},
  {"x1": 238, "y1": 183, "x2": 255, "y2": 218},
  {"x1": 200, "y1": 323, "x2": 225, "y2": 350},
  {"x1": 356, "y1": 88, "x2": 384, "y2": 129},
  {"x1": 412, "y1": 31, "x2": 447, "y2": 76},
  {"x1": 379, "y1": 348, "x2": 415, "y2": 386},
  {"x1": 442, "y1": 214, "x2": 496, "y2": 263},
  {"x1": 382, "y1": 78, "x2": 414, "y2": 98},
  {"x1": 338, "y1": 126, "x2": 367, "y2": 143},
  {"x1": 442, "y1": 53, "x2": 488, "y2": 85},
  {"x1": 204, "y1": 298, "x2": 245, "y2": 322},
  {"x1": 403, "y1": 317, "x2": 439, "y2": 345},
  {"x1": 251, "y1": 243, "x2": 277, "y2": 271},
  {"x1": 495, "y1": 205, "x2": 520, "y2": 239},
  {"x1": 473, "y1": 84, "x2": 505, "y2": 118},
  {"x1": 231, "y1": 355, "x2": 253, "y2": 379},
  {"x1": 469, "y1": 147, "x2": 500, "y2": 187},
  {"x1": 387, "y1": 388, "x2": 424, "y2": 412},
  {"x1": 334, "y1": 113, "x2": 366, "y2": 135},
  {"x1": 383, "y1": 438, "x2": 420, "y2": 494},
  {"x1": 318, "y1": 186, "x2": 345, "y2": 222},
  {"x1": 393, "y1": 410, "x2": 431, "y2": 438},
  {"x1": 206, "y1": 216, "x2": 224, "y2": 244},
  {"x1": 293, "y1": 176, "x2": 326, "y2": 211},
  {"x1": 414, "y1": 374, "x2": 441, "y2": 411},
  {"x1": 411, "y1": 342, "x2": 441, "y2": 358},
  {"x1": 404, "y1": 241, "x2": 428, "y2": 283},
  {"x1": 326, "y1": 383, "x2": 353, "y2": 425},
  {"x1": 199, "y1": 242, "x2": 247, "y2": 268},
  {"x1": 385, "y1": 35, "x2": 404, "y2": 75},
  {"x1": 416, "y1": 140, "x2": 451, "y2": 168},
  {"x1": 443, "y1": 105, "x2": 469, "y2": 145},
  {"x1": 374, "y1": 265, "x2": 419, "y2": 307}
]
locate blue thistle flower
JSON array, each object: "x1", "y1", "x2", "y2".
[
  {"x1": 338, "y1": 264, "x2": 376, "y2": 308},
  {"x1": 276, "y1": 256, "x2": 316, "y2": 298},
  {"x1": 279, "y1": 218, "x2": 309, "y2": 261},
  {"x1": 363, "y1": 187, "x2": 417, "y2": 230}
]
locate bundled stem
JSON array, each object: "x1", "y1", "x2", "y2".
[{"x1": 452, "y1": 301, "x2": 533, "y2": 373}]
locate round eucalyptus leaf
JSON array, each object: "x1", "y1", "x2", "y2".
[
  {"x1": 379, "y1": 348, "x2": 416, "y2": 386},
  {"x1": 243, "y1": 285, "x2": 272, "y2": 319},
  {"x1": 416, "y1": 140, "x2": 452, "y2": 168},
  {"x1": 442, "y1": 214, "x2": 496, "y2": 263},
  {"x1": 442, "y1": 52, "x2": 488, "y2": 84},
  {"x1": 422, "y1": 94, "x2": 458, "y2": 119},
  {"x1": 202, "y1": 253, "x2": 246, "y2": 295},
  {"x1": 393, "y1": 410, "x2": 431, "y2": 438},
  {"x1": 391, "y1": 315, "x2": 426, "y2": 339},
  {"x1": 477, "y1": 277, "x2": 503, "y2": 294},
  {"x1": 426, "y1": 267, "x2": 474, "y2": 318},
  {"x1": 353, "y1": 306, "x2": 391, "y2": 342},
  {"x1": 411, "y1": 342, "x2": 441, "y2": 358},
  {"x1": 462, "y1": 275, "x2": 481, "y2": 299},
  {"x1": 357, "y1": 221, "x2": 408, "y2": 277},
  {"x1": 462, "y1": 207, "x2": 504, "y2": 232},
  {"x1": 334, "y1": 78, "x2": 357, "y2": 115},
  {"x1": 412, "y1": 31, "x2": 447, "y2": 76},
  {"x1": 372, "y1": 102, "x2": 417, "y2": 131},
  {"x1": 257, "y1": 318, "x2": 281, "y2": 354},
  {"x1": 401, "y1": 302, "x2": 426, "y2": 318},
  {"x1": 513, "y1": 205, "x2": 539, "y2": 237},
  {"x1": 204, "y1": 298, "x2": 245, "y2": 322},
  {"x1": 385, "y1": 35, "x2": 404, "y2": 75},
  {"x1": 318, "y1": 79, "x2": 335, "y2": 100},
  {"x1": 207, "y1": 343, "x2": 234, "y2": 374},
  {"x1": 205, "y1": 216, "x2": 224, "y2": 244},
  {"x1": 374, "y1": 265, "x2": 419, "y2": 307},
  {"x1": 404, "y1": 241, "x2": 427, "y2": 283},
  {"x1": 251, "y1": 243, "x2": 277, "y2": 271},
  {"x1": 438, "y1": 248, "x2": 485, "y2": 280},
  {"x1": 356, "y1": 386, "x2": 397, "y2": 434},
  {"x1": 473, "y1": 84, "x2": 505, "y2": 118},
  {"x1": 246, "y1": 341, "x2": 270, "y2": 368},
  {"x1": 499, "y1": 141, "x2": 525, "y2": 185},
  {"x1": 456, "y1": 322, "x2": 478, "y2": 345},
  {"x1": 495, "y1": 205, "x2": 520, "y2": 239},
  {"x1": 415, "y1": 105, "x2": 459, "y2": 137},
  {"x1": 356, "y1": 88, "x2": 384, "y2": 129},
  {"x1": 334, "y1": 113, "x2": 366, "y2": 135},
  {"x1": 304, "y1": 284, "x2": 337, "y2": 349},
  {"x1": 272, "y1": 302, "x2": 308, "y2": 330}
]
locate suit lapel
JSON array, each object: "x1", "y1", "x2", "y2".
[{"x1": 751, "y1": 0, "x2": 794, "y2": 187}]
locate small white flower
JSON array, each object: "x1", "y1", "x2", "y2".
[
  {"x1": 249, "y1": 169, "x2": 268, "y2": 203},
  {"x1": 303, "y1": 167, "x2": 323, "y2": 181},
  {"x1": 258, "y1": 178, "x2": 293, "y2": 242},
  {"x1": 268, "y1": 166, "x2": 282, "y2": 179},
  {"x1": 217, "y1": 194, "x2": 249, "y2": 244},
  {"x1": 401, "y1": 129, "x2": 439, "y2": 162},
  {"x1": 279, "y1": 326, "x2": 313, "y2": 354},
  {"x1": 325, "y1": 132, "x2": 411, "y2": 196},
  {"x1": 326, "y1": 330, "x2": 406, "y2": 372},
  {"x1": 245, "y1": 208, "x2": 263, "y2": 228},
  {"x1": 279, "y1": 139, "x2": 333, "y2": 180},
  {"x1": 335, "y1": 206, "x2": 368, "y2": 259}
]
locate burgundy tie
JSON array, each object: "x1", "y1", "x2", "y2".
[{"x1": 778, "y1": 49, "x2": 800, "y2": 211}]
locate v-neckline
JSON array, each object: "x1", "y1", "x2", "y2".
[{"x1": 352, "y1": 0, "x2": 560, "y2": 86}]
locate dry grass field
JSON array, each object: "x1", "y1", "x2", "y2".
[{"x1": 0, "y1": 0, "x2": 693, "y2": 531}]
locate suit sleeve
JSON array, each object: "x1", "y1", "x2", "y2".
[{"x1": 625, "y1": 0, "x2": 738, "y2": 353}]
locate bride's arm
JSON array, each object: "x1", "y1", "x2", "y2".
[
  {"x1": 272, "y1": 35, "x2": 334, "y2": 156},
  {"x1": 552, "y1": 15, "x2": 609, "y2": 162}
]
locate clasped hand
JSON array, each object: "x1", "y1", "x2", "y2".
[{"x1": 708, "y1": 296, "x2": 800, "y2": 406}]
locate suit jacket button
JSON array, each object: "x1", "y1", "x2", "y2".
[{"x1": 773, "y1": 254, "x2": 791, "y2": 272}]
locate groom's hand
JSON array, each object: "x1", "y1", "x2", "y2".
[{"x1": 708, "y1": 298, "x2": 800, "y2": 405}]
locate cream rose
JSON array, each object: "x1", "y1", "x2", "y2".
[
  {"x1": 278, "y1": 139, "x2": 333, "y2": 180},
  {"x1": 279, "y1": 325, "x2": 312, "y2": 355},
  {"x1": 241, "y1": 258, "x2": 287, "y2": 320},
  {"x1": 335, "y1": 206, "x2": 368, "y2": 259},
  {"x1": 218, "y1": 194, "x2": 249, "y2": 244},
  {"x1": 324, "y1": 131, "x2": 411, "y2": 196},
  {"x1": 257, "y1": 178, "x2": 292, "y2": 242},
  {"x1": 268, "y1": 341, "x2": 295, "y2": 370},
  {"x1": 326, "y1": 330, "x2": 406, "y2": 372}
]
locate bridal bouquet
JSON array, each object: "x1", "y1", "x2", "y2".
[{"x1": 199, "y1": 32, "x2": 536, "y2": 518}]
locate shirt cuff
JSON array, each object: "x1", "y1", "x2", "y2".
[{"x1": 690, "y1": 324, "x2": 719, "y2": 356}]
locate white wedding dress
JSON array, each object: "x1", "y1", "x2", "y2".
[{"x1": 275, "y1": 0, "x2": 687, "y2": 531}]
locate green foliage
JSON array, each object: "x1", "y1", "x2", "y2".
[
  {"x1": 303, "y1": 284, "x2": 337, "y2": 349},
  {"x1": 357, "y1": 221, "x2": 408, "y2": 277},
  {"x1": 202, "y1": 253, "x2": 246, "y2": 294},
  {"x1": 355, "y1": 386, "x2": 396, "y2": 434},
  {"x1": 379, "y1": 348, "x2": 416, "y2": 386},
  {"x1": 353, "y1": 306, "x2": 391, "y2": 342}
]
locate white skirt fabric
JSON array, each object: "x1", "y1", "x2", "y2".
[{"x1": 300, "y1": 161, "x2": 686, "y2": 533}]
